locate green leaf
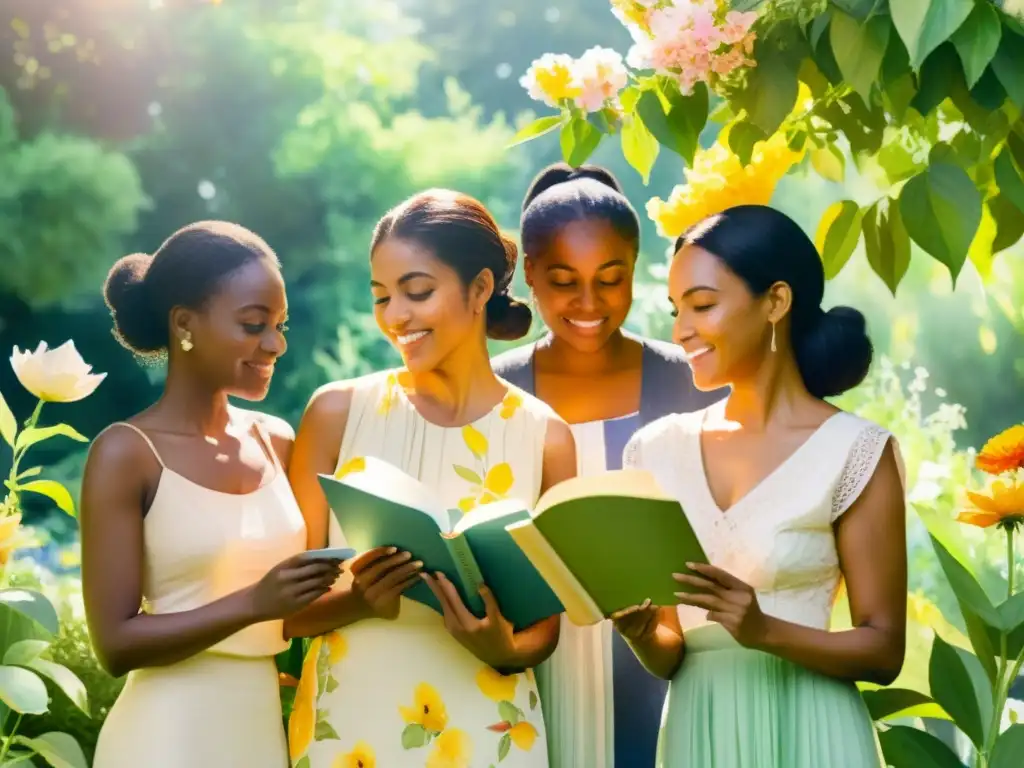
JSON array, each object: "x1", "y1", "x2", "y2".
[
  {"x1": 19, "y1": 480, "x2": 75, "y2": 517},
  {"x1": 294, "y1": 759, "x2": 311, "y2": 768},
  {"x1": 995, "y1": 149, "x2": 1024, "y2": 215},
  {"x1": 992, "y1": 724, "x2": 1024, "y2": 768},
  {"x1": 401, "y1": 723, "x2": 428, "y2": 749},
  {"x1": 877, "y1": 724, "x2": 965, "y2": 768},
  {"x1": 325, "y1": 675, "x2": 338, "y2": 693},
  {"x1": 890, "y1": 0, "x2": 973, "y2": 70},
  {"x1": 928, "y1": 635, "x2": 992, "y2": 748},
  {"x1": 452, "y1": 465, "x2": 482, "y2": 485},
  {"x1": 620, "y1": 115, "x2": 660, "y2": 184},
  {"x1": 950, "y1": 3, "x2": 1001, "y2": 88},
  {"x1": 12, "y1": 732, "x2": 88, "y2": 768},
  {"x1": 862, "y1": 198, "x2": 911, "y2": 296},
  {"x1": 989, "y1": 194, "x2": 1024, "y2": 254},
  {"x1": 830, "y1": 0, "x2": 875, "y2": 20},
  {"x1": 899, "y1": 161, "x2": 982, "y2": 285},
  {"x1": 507, "y1": 115, "x2": 563, "y2": 148},
  {"x1": 991, "y1": 30, "x2": 1024, "y2": 109},
  {"x1": 733, "y1": 43, "x2": 798, "y2": 135},
  {"x1": 560, "y1": 117, "x2": 602, "y2": 168},
  {"x1": 911, "y1": 44, "x2": 960, "y2": 117},
  {"x1": 25, "y1": 659, "x2": 88, "y2": 713},
  {"x1": 635, "y1": 83, "x2": 707, "y2": 166},
  {"x1": 830, "y1": 10, "x2": 891, "y2": 103},
  {"x1": 861, "y1": 687, "x2": 945, "y2": 722},
  {"x1": 0, "y1": 666, "x2": 48, "y2": 714},
  {"x1": 726, "y1": 121, "x2": 767, "y2": 166},
  {"x1": 989, "y1": 591, "x2": 1024, "y2": 659},
  {"x1": 0, "y1": 589, "x2": 59, "y2": 637},
  {"x1": 498, "y1": 732, "x2": 511, "y2": 762},
  {"x1": 314, "y1": 720, "x2": 339, "y2": 740},
  {"x1": 498, "y1": 699, "x2": 521, "y2": 726},
  {"x1": 619, "y1": 85, "x2": 640, "y2": 114},
  {"x1": 0, "y1": 391, "x2": 15, "y2": 448},
  {"x1": 2, "y1": 640, "x2": 48, "y2": 667},
  {"x1": 928, "y1": 535, "x2": 1000, "y2": 625},
  {"x1": 529, "y1": 690, "x2": 538, "y2": 710},
  {"x1": 810, "y1": 144, "x2": 845, "y2": 182},
  {"x1": 815, "y1": 201, "x2": 863, "y2": 279},
  {"x1": 14, "y1": 424, "x2": 87, "y2": 454},
  {"x1": 15, "y1": 467, "x2": 41, "y2": 482}
]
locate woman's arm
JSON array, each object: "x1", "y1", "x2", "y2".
[
  {"x1": 676, "y1": 440, "x2": 907, "y2": 685},
  {"x1": 81, "y1": 428, "x2": 338, "y2": 678},
  {"x1": 283, "y1": 383, "x2": 420, "y2": 639},
  {"x1": 421, "y1": 413, "x2": 578, "y2": 671}
]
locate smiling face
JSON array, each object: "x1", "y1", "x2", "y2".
[
  {"x1": 172, "y1": 258, "x2": 289, "y2": 400},
  {"x1": 525, "y1": 219, "x2": 635, "y2": 353},
  {"x1": 370, "y1": 237, "x2": 489, "y2": 372},
  {"x1": 668, "y1": 243, "x2": 786, "y2": 391}
]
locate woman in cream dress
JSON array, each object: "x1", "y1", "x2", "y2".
[
  {"x1": 283, "y1": 190, "x2": 576, "y2": 767},
  {"x1": 613, "y1": 206, "x2": 907, "y2": 767},
  {"x1": 83, "y1": 222, "x2": 341, "y2": 767}
]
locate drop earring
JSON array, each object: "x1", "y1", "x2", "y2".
[
  {"x1": 770, "y1": 323, "x2": 777, "y2": 353},
  {"x1": 180, "y1": 333, "x2": 193, "y2": 352}
]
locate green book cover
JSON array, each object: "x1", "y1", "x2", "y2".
[
  {"x1": 317, "y1": 457, "x2": 563, "y2": 631},
  {"x1": 505, "y1": 469, "x2": 708, "y2": 626}
]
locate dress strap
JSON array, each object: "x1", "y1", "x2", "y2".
[
  {"x1": 103, "y1": 422, "x2": 166, "y2": 468},
  {"x1": 251, "y1": 420, "x2": 284, "y2": 472}
]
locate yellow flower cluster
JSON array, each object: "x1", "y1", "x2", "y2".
[
  {"x1": 958, "y1": 424, "x2": 1024, "y2": 530},
  {"x1": 646, "y1": 125, "x2": 804, "y2": 239}
]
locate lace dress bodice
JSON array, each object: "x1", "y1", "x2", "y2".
[{"x1": 623, "y1": 406, "x2": 899, "y2": 632}]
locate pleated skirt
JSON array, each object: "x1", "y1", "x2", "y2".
[{"x1": 658, "y1": 626, "x2": 884, "y2": 768}]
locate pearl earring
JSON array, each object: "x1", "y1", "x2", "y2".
[
  {"x1": 770, "y1": 323, "x2": 777, "y2": 353},
  {"x1": 180, "y1": 333, "x2": 193, "y2": 352}
]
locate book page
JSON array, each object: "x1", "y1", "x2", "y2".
[
  {"x1": 451, "y1": 497, "x2": 530, "y2": 534},
  {"x1": 534, "y1": 469, "x2": 670, "y2": 517},
  {"x1": 329, "y1": 455, "x2": 450, "y2": 532}
]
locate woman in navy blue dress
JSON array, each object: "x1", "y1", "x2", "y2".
[{"x1": 493, "y1": 163, "x2": 723, "y2": 768}]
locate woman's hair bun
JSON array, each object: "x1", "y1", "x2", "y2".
[
  {"x1": 485, "y1": 293, "x2": 532, "y2": 341},
  {"x1": 522, "y1": 162, "x2": 625, "y2": 211},
  {"x1": 793, "y1": 305, "x2": 873, "y2": 399},
  {"x1": 103, "y1": 253, "x2": 167, "y2": 354}
]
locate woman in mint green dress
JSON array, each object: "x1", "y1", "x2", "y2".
[{"x1": 614, "y1": 205, "x2": 908, "y2": 767}]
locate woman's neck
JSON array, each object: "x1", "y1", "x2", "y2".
[
  {"x1": 720, "y1": 353, "x2": 821, "y2": 431},
  {"x1": 536, "y1": 328, "x2": 639, "y2": 376},
  {"x1": 151, "y1": 364, "x2": 232, "y2": 436},
  {"x1": 408, "y1": 339, "x2": 504, "y2": 426}
]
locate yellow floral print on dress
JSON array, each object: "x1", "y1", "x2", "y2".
[
  {"x1": 426, "y1": 728, "x2": 473, "y2": 768},
  {"x1": 399, "y1": 682, "x2": 448, "y2": 749},
  {"x1": 499, "y1": 391, "x2": 523, "y2": 420},
  {"x1": 377, "y1": 369, "x2": 414, "y2": 415},
  {"x1": 332, "y1": 741, "x2": 375, "y2": 768},
  {"x1": 454, "y1": 424, "x2": 516, "y2": 513},
  {"x1": 289, "y1": 637, "x2": 323, "y2": 765},
  {"x1": 334, "y1": 456, "x2": 366, "y2": 480},
  {"x1": 477, "y1": 664, "x2": 540, "y2": 760},
  {"x1": 291, "y1": 634, "x2": 348, "y2": 767}
]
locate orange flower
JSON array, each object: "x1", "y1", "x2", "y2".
[
  {"x1": 958, "y1": 479, "x2": 1024, "y2": 529},
  {"x1": 976, "y1": 425, "x2": 1024, "y2": 475}
]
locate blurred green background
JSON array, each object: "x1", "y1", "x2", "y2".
[{"x1": 1, "y1": 0, "x2": 1023, "y2": 759}]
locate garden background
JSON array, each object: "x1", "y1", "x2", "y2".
[{"x1": 1, "y1": 1, "x2": 1024, "y2": 766}]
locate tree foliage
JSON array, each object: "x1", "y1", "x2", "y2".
[{"x1": 513, "y1": 0, "x2": 1024, "y2": 294}]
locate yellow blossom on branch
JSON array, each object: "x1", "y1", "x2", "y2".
[{"x1": 646, "y1": 125, "x2": 804, "y2": 239}]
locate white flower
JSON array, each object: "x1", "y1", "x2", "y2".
[
  {"x1": 519, "y1": 53, "x2": 581, "y2": 107},
  {"x1": 572, "y1": 46, "x2": 629, "y2": 112},
  {"x1": 11, "y1": 341, "x2": 107, "y2": 403}
]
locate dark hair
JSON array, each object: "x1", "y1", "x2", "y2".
[
  {"x1": 370, "y1": 189, "x2": 531, "y2": 341},
  {"x1": 520, "y1": 162, "x2": 640, "y2": 259},
  {"x1": 676, "y1": 205, "x2": 872, "y2": 399},
  {"x1": 103, "y1": 221, "x2": 280, "y2": 356}
]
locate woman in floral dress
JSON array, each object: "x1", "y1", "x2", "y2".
[{"x1": 283, "y1": 189, "x2": 576, "y2": 767}]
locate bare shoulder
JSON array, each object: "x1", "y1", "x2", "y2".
[
  {"x1": 240, "y1": 408, "x2": 297, "y2": 469},
  {"x1": 302, "y1": 376, "x2": 369, "y2": 425},
  {"x1": 82, "y1": 423, "x2": 159, "y2": 504},
  {"x1": 542, "y1": 411, "x2": 574, "y2": 452}
]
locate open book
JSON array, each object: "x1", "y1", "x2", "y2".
[
  {"x1": 317, "y1": 457, "x2": 564, "y2": 631},
  {"x1": 505, "y1": 469, "x2": 708, "y2": 626}
]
